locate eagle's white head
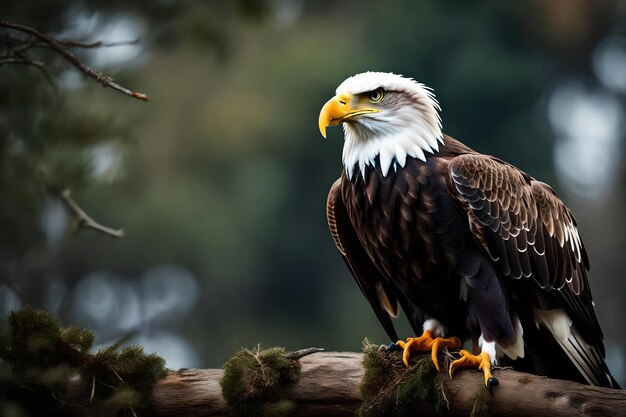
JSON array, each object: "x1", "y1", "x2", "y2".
[{"x1": 318, "y1": 72, "x2": 443, "y2": 179}]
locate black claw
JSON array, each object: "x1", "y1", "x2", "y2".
[
  {"x1": 387, "y1": 342, "x2": 401, "y2": 352},
  {"x1": 486, "y1": 377, "x2": 499, "y2": 395}
]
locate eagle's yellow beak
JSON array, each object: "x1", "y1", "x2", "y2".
[{"x1": 318, "y1": 94, "x2": 380, "y2": 138}]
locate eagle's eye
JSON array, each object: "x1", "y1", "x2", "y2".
[{"x1": 368, "y1": 88, "x2": 384, "y2": 103}]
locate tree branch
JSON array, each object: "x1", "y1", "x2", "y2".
[
  {"x1": 53, "y1": 39, "x2": 141, "y2": 49},
  {"x1": 0, "y1": 52, "x2": 58, "y2": 91},
  {"x1": 0, "y1": 57, "x2": 45, "y2": 66},
  {"x1": 54, "y1": 188, "x2": 125, "y2": 239},
  {"x1": 0, "y1": 33, "x2": 139, "y2": 50},
  {"x1": 284, "y1": 347, "x2": 325, "y2": 360},
  {"x1": 151, "y1": 351, "x2": 626, "y2": 417},
  {"x1": 0, "y1": 20, "x2": 148, "y2": 101}
]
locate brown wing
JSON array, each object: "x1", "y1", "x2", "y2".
[
  {"x1": 446, "y1": 154, "x2": 600, "y2": 344},
  {"x1": 327, "y1": 178, "x2": 401, "y2": 341},
  {"x1": 446, "y1": 154, "x2": 619, "y2": 387}
]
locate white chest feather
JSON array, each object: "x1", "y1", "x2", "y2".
[
  {"x1": 341, "y1": 106, "x2": 443, "y2": 179},
  {"x1": 342, "y1": 130, "x2": 443, "y2": 179}
]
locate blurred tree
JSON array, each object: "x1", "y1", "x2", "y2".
[
  {"x1": 0, "y1": 0, "x2": 272, "y2": 297},
  {"x1": 0, "y1": 18, "x2": 141, "y2": 296}
]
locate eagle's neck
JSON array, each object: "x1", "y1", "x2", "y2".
[{"x1": 342, "y1": 121, "x2": 444, "y2": 180}]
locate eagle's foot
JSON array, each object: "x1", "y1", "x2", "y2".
[
  {"x1": 449, "y1": 349, "x2": 498, "y2": 393},
  {"x1": 396, "y1": 330, "x2": 461, "y2": 371}
]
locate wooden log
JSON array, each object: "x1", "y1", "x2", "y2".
[
  {"x1": 151, "y1": 351, "x2": 626, "y2": 416},
  {"x1": 152, "y1": 368, "x2": 228, "y2": 416}
]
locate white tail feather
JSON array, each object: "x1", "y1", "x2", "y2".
[{"x1": 534, "y1": 308, "x2": 606, "y2": 386}]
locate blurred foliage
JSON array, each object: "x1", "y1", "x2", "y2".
[
  {"x1": 0, "y1": 0, "x2": 273, "y2": 263},
  {"x1": 0, "y1": 307, "x2": 166, "y2": 417},
  {"x1": 0, "y1": 0, "x2": 624, "y2": 389},
  {"x1": 0, "y1": 63, "x2": 125, "y2": 261}
]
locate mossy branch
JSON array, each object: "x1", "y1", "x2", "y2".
[
  {"x1": 151, "y1": 345, "x2": 626, "y2": 417},
  {"x1": 3, "y1": 311, "x2": 625, "y2": 417}
]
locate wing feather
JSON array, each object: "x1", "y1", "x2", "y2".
[
  {"x1": 327, "y1": 178, "x2": 399, "y2": 341},
  {"x1": 446, "y1": 154, "x2": 613, "y2": 386}
]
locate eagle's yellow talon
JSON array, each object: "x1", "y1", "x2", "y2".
[
  {"x1": 398, "y1": 330, "x2": 461, "y2": 370},
  {"x1": 402, "y1": 337, "x2": 416, "y2": 367},
  {"x1": 449, "y1": 349, "x2": 496, "y2": 391},
  {"x1": 431, "y1": 338, "x2": 442, "y2": 371}
]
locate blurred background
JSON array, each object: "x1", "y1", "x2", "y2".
[{"x1": 1, "y1": 0, "x2": 625, "y2": 384}]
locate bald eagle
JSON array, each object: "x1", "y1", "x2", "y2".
[{"x1": 319, "y1": 71, "x2": 619, "y2": 390}]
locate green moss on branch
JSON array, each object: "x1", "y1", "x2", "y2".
[
  {"x1": 359, "y1": 340, "x2": 448, "y2": 416},
  {"x1": 220, "y1": 345, "x2": 301, "y2": 417}
]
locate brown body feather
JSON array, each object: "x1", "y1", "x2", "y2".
[{"x1": 327, "y1": 135, "x2": 618, "y2": 387}]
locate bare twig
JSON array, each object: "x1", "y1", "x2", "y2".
[
  {"x1": 1, "y1": 33, "x2": 140, "y2": 49},
  {"x1": 55, "y1": 39, "x2": 141, "y2": 49},
  {"x1": 1, "y1": 51, "x2": 58, "y2": 92},
  {"x1": 0, "y1": 57, "x2": 45, "y2": 66},
  {"x1": 55, "y1": 188, "x2": 125, "y2": 239},
  {"x1": 112, "y1": 369, "x2": 124, "y2": 383},
  {"x1": 0, "y1": 20, "x2": 148, "y2": 101},
  {"x1": 284, "y1": 347, "x2": 325, "y2": 360}
]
